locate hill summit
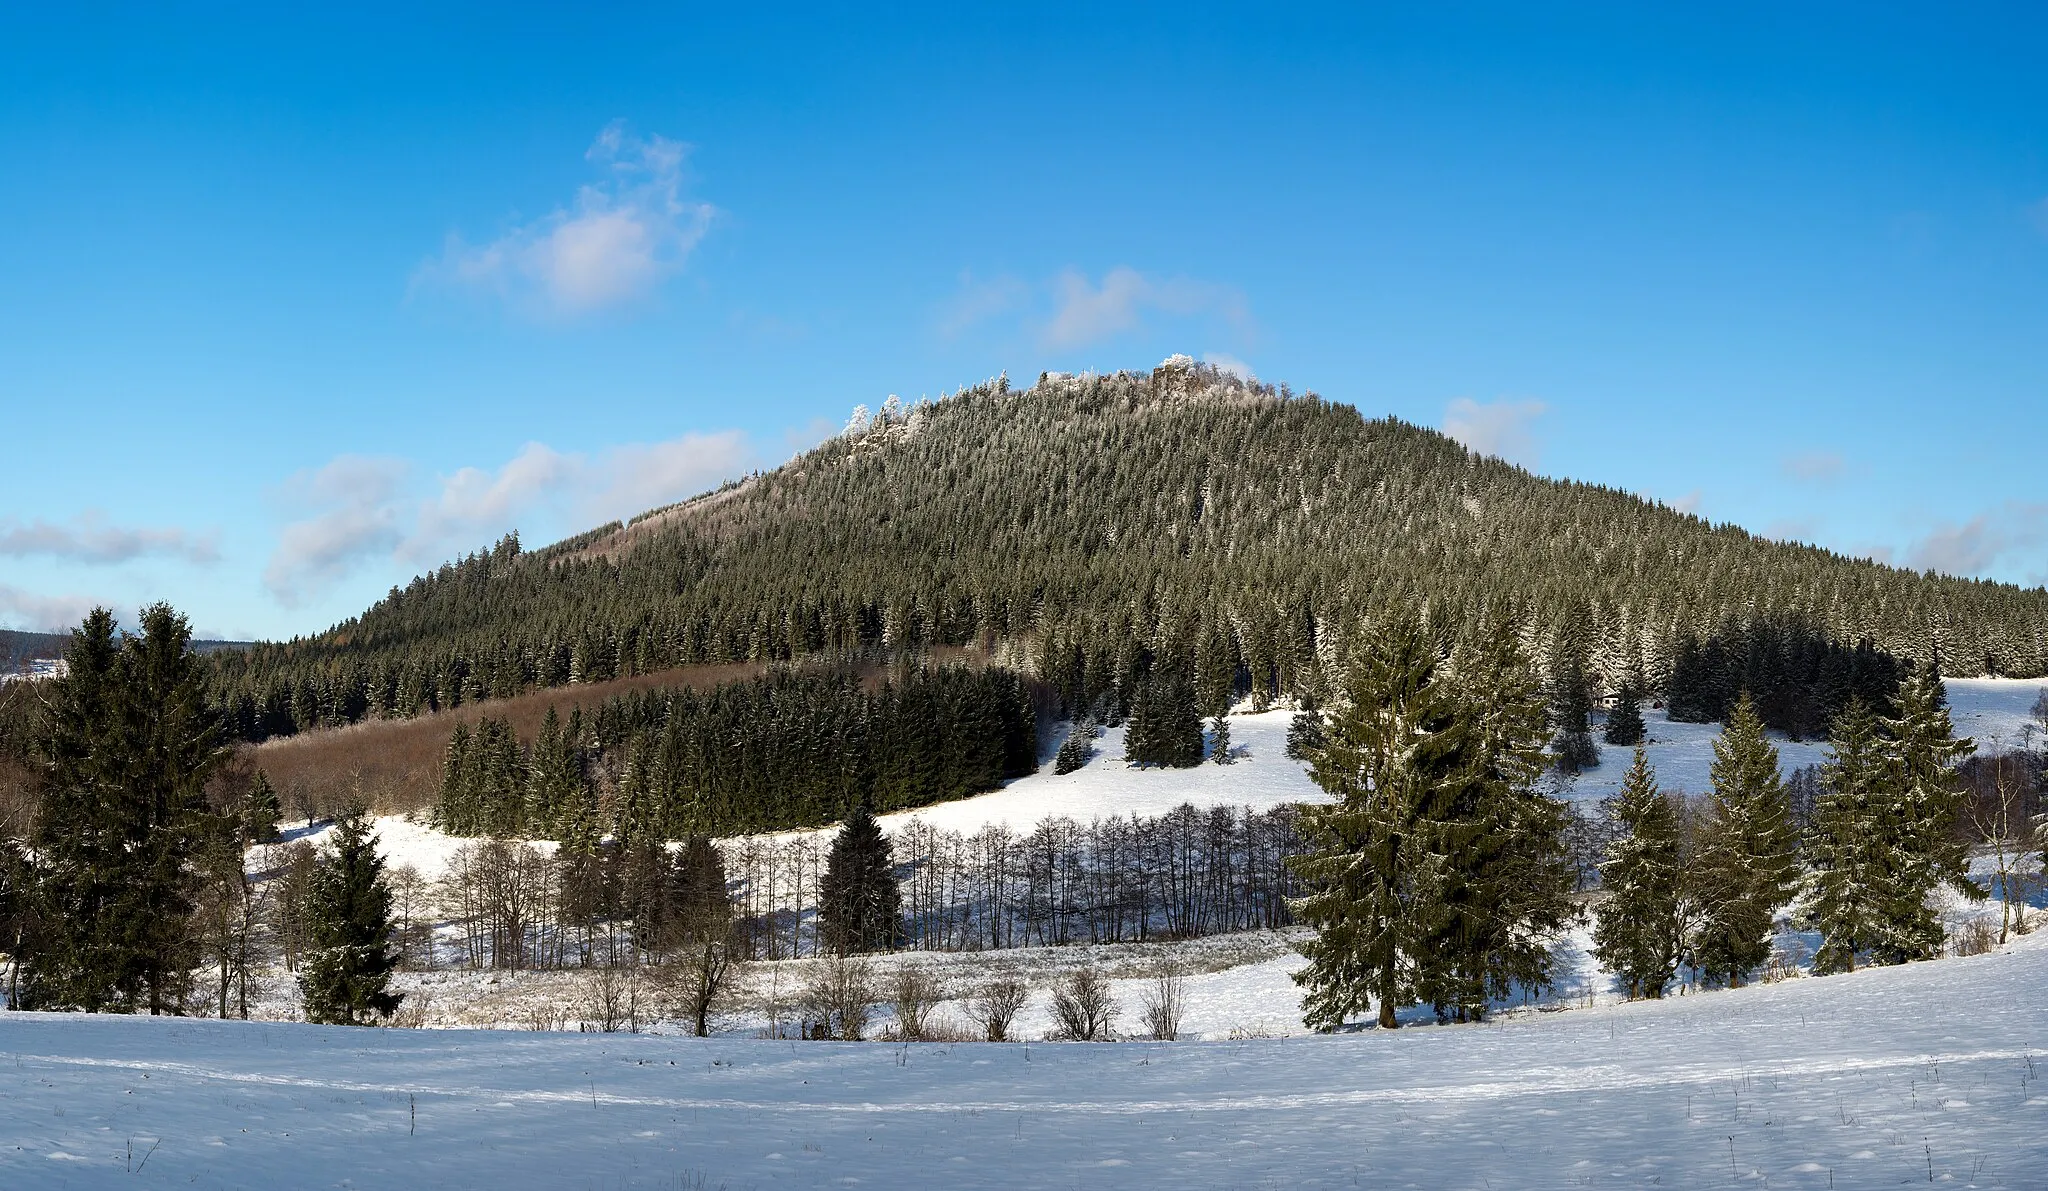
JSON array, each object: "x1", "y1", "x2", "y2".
[{"x1": 208, "y1": 357, "x2": 2048, "y2": 738}]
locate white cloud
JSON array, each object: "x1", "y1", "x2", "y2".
[
  {"x1": 1782, "y1": 451, "x2": 1846, "y2": 484},
  {"x1": 1202, "y1": 352, "x2": 1255, "y2": 381},
  {"x1": 584, "y1": 432, "x2": 753, "y2": 523},
  {"x1": 414, "y1": 122, "x2": 715, "y2": 319},
  {"x1": 265, "y1": 432, "x2": 757, "y2": 606},
  {"x1": 1902, "y1": 502, "x2": 2048, "y2": 577},
  {"x1": 1668, "y1": 490, "x2": 1704, "y2": 516},
  {"x1": 1043, "y1": 267, "x2": 1249, "y2": 350},
  {"x1": 0, "y1": 584, "x2": 106, "y2": 633},
  {"x1": 936, "y1": 266, "x2": 1251, "y2": 352},
  {"x1": 1442, "y1": 398, "x2": 1549, "y2": 469},
  {"x1": 0, "y1": 511, "x2": 219, "y2": 565},
  {"x1": 937, "y1": 271, "x2": 1030, "y2": 338},
  {"x1": 264, "y1": 457, "x2": 412, "y2": 607}
]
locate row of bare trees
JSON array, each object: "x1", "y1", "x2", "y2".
[{"x1": 378, "y1": 803, "x2": 1303, "y2": 975}]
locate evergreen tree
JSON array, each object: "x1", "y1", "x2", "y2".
[
  {"x1": 1874, "y1": 662, "x2": 1979, "y2": 961},
  {"x1": 23, "y1": 605, "x2": 225, "y2": 1013},
  {"x1": 1548, "y1": 605, "x2": 1601, "y2": 773},
  {"x1": 1289, "y1": 620, "x2": 1477, "y2": 1030},
  {"x1": 1428, "y1": 622, "x2": 1576, "y2": 1021},
  {"x1": 1692, "y1": 693, "x2": 1799, "y2": 987},
  {"x1": 1604, "y1": 686, "x2": 1647, "y2": 747},
  {"x1": 525, "y1": 707, "x2": 583, "y2": 834},
  {"x1": 1053, "y1": 722, "x2": 1094, "y2": 775},
  {"x1": 1285, "y1": 701, "x2": 1326, "y2": 761},
  {"x1": 243, "y1": 770, "x2": 282, "y2": 843},
  {"x1": 22, "y1": 609, "x2": 132, "y2": 1010},
  {"x1": 818, "y1": 803, "x2": 901, "y2": 955},
  {"x1": 1210, "y1": 715, "x2": 1234, "y2": 764},
  {"x1": 299, "y1": 806, "x2": 403, "y2": 1025},
  {"x1": 1124, "y1": 662, "x2": 1203, "y2": 768},
  {"x1": 1802, "y1": 697, "x2": 1892, "y2": 974},
  {"x1": 1593, "y1": 747, "x2": 1682, "y2": 997}
]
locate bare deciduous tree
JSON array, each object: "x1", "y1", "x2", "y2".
[
  {"x1": 1050, "y1": 966, "x2": 1117, "y2": 1041},
  {"x1": 1139, "y1": 960, "x2": 1188, "y2": 1041},
  {"x1": 800, "y1": 955, "x2": 877, "y2": 1040},
  {"x1": 968, "y1": 976, "x2": 1029, "y2": 1042},
  {"x1": 888, "y1": 966, "x2": 942, "y2": 1041}
]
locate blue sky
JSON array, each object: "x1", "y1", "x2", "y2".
[{"x1": 2, "y1": 4, "x2": 2045, "y2": 641}]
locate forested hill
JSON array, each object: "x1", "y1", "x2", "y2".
[{"x1": 207, "y1": 358, "x2": 2048, "y2": 738}]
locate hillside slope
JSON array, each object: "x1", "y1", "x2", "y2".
[{"x1": 209, "y1": 359, "x2": 2048, "y2": 736}]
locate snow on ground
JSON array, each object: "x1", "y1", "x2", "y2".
[
  {"x1": 872, "y1": 709, "x2": 1320, "y2": 834},
  {"x1": 309, "y1": 681, "x2": 2047, "y2": 879},
  {"x1": 5, "y1": 934, "x2": 2045, "y2": 1188}
]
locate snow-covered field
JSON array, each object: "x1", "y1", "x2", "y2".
[
  {"x1": 4, "y1": 680, "x2": 2045, "y2": 1185},
  {"x1": 4, "y1": 932, "x2": 2044, "y2": 1188},
  {"x1": 325, "y1": 678, "x2": 2048, "y2": 882}
]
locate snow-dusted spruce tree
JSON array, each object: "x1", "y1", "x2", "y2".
[
  {"x1": 1603, "y1": 686, "x2": 1647, "y2": 747},
  {"x1": 1692, "y1": 694, "x2": 1799, "y2": 987},
  {"x1": 1874, "y1": 663, "x2": 1979, "y2": 960},
  {"x1": 1054, "y1": 722, "x2": 1093, "y2": 774},
  {"x1": 1210, "y1": 714, "x2": 1234, "y2": 764},
  {"x1": 1290, "y1": 616, "x2": 1569, "y2": 1029},
  {"x1": 1548, "y1": 603, "x2": 1601, "y2": 773},
  {"x1": 1802, "y1": 697, "x2": 1893, "y2": 974},
  {"x1": 1285, "y1": 699, "x2": 1326, "y2": 760},
  {"x1": 24, "y1": 605, "x2": 226, "y2": 1014},
  {"x1": 1593, "y1": 747, "x2": 1683, "y2": 997},
  {"x1": 1429, "y1": 623, "x2": 1575, "y2": 1021},
  {"x1": 818, "y1": 802, "x2": 901, "y2": 955},
  {"x1": 300, "y1": 806, "x2": 402, "y2": 1026},
  {"x1": 1291, "y1": 621, "x2": 1465, "y2": 1030},
  {"x1": 1124, "y1": 660, "x2": 1204, "y2": 768}
]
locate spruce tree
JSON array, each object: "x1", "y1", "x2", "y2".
[
  {"x1": 1692, "y1": 693, "x2": 1799, "y2": 987},
  {"x1": 1289, "y1": 620, "x2": 1477, "y2": 1030},
  {"x1": 1875, "y1": 662, "x2": 1978, "y2": 961},
  {"x1": 24, "y1": 605, "x2": 224, "y2": 1013},
  {"x1": 299, "y1": 807, "x2": 403, "y2": 1025},
  {"x1": 1604, "y1": 686, "x2": 1647, "y2": 747},
  {"x1": 1210, "y1": 714, "x2": 1234, "y2": 764},
  {"x1": 1124, "y1": 664, "x2": 1203, "y2": 768},
  {"x1": 243, "y1": 770, "x2": 283, "y2": 844},
  {"x1": 818, "y1": 803, "x2": 900, "y2": 954},
  {"x1": 1548, "y1": 606, "x2": 1601, "y2": 772},
  {"x1": 1285, "y1": 701, "x2": 1326, "y2": 761},
  {"x1": 23, "y1": 608, "x2": 133, "y2": 1010},
  {"x1": 1053, "y1": 722, "x2": 1093, "y2": 775},
  {"x1": 1429, "y1": 621, "x2": 1575, "y2": 1021},
  {"x1": 1803, "y1": 697, "x2": 1891, "y2": 974},
  {"x1": 1593, "y1": 747, "x2": 1682, "y2": 997}
]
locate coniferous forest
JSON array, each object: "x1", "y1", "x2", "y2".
[{"x1": 192, "y1": 360, "x2": 2048, "y2": 744}]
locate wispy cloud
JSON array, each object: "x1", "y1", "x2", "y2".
[
  {"x1": 1443, "y1": 398, "x2": 1549, "y2": 469},
  {"x1": 264, "y1": 457, "x2": 412, "y2": 607},
  {"x1": 1202, "y1": 352, "x2": 1255, "y2": 381},
  {"x1": 936, "y1": 271, "x2": 1030, "y2": 339},
  {"x1": 1901, "y1": 502, "x2": 2048, "y2": 577},
  {"x1": 939, "y1": 266, "x2": 1251, "y2": 352},
  {"x1": 265, "y1": 432, "x2": 756, "y2": 607},
  {"x1": 1667, "y1": 490, "x2": 1704, "y2": 516},
  {"x1": 413, "y1": 122, "x2": 715, "y2": 319},
  {"x1": 1782, "y1": 451, "x2": 1846, "y2": 484},
  {"x1": 0, "y1": 583, "x2": 108, "y2": 633},
  {"x1": 0, "y1": 511, "x2": 219, "y2": 565},
  {"x1": 1043, "y1": 267, "x2": 1249, "y2": 350}
]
